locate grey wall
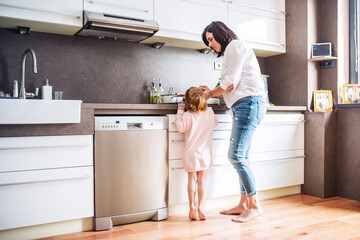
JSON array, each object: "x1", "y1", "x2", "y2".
[
  {"x1": 337, "y1": 108, "x2": 360, "y2": 201},
  {"x1": 0, "y1": 28, "x2": 266, "y2": 103},
  {"x1": 264, "y1": 0, "x2": 309, "y2": 107},
  {"x1": 264, "y1": 0, "x2": 339, "y2": 108}
]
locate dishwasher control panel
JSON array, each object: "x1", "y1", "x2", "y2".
[{"x1": 95, "y1": 116, "x2": 167, "y2": 131}]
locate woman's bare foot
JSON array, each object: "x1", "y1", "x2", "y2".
[
  {"x1": 231, "y1": 208, "x2": 263, "y2": 223},
  {"x1": 198, "y1": 205, "x2": 207, "y2": 220},
  {"x1": 220, "y1": 205, "x2": 247, "y2": 215},
  {"x1": 189, "y1": 206, "x2": 197, "y2": 220}
]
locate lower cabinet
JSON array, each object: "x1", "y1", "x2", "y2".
[
  {"x1": 0, "y1": 135, "x2": 94, "y2": 231},
  {"x1": 167, "y1": 113, "x2": 304, "y2": 205}
]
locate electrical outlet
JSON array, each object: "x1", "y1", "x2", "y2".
[{"x1": 214, "y1": 62, "x2": 222, "y2": 70}]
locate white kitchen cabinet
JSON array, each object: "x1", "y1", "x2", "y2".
[
  {"x1": 228, "y1": 0, "x2": 286, "y2": 56},
  {"x1": 145, "y1": 0, "x2": 285, "y2": 56},
  {"x1": 152, "y1": 0, "x2": 227, "y2": 43},
  {"x1": 0, "y1": 0, "x2": 83, "y2": 35},
  {"x1": 169, "y1": 158, "x2": 239, "y2": 204},
  {"x1": 168, "y1": 113, "x2": 238, "y2": 205},
  {"x1": 0, "y1": 135, "x2": 94, "y2": 231},
  {"x1": 167, "y1": 112, "x2": 304, "y2": 205},
  {"x1": 83, "y1": 0, "x2": 154, "y2": 20}
]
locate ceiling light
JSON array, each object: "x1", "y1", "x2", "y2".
[
  {"x1": 152, "y1": 42, "x2": 165, "y2": 49},
  {"x1": 200, "y1": 48, "x2": 212, "y2": 54}
]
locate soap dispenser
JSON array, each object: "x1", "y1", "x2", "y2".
[{"x1": 41, "y1": 79, "x2": 52, "y2": 100}]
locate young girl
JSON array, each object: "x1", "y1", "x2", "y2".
[{"x1": 175, "y1": 87, "x2": 218, "y2": 221}]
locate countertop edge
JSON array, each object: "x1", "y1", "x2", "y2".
[{"x1": 82, "y1": 103, "x2": 307, "y2": 113}]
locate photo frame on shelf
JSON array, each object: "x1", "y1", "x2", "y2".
[
  {"x1": 314, "y1": 90, "x2": 333, "y2": 112},
  {"x1": 343, "y1": 84, "x2": 359, "y2": 103}
]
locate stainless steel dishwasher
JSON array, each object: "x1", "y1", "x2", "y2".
[{"x1": 94, "y1": 116, "x2": 168, "y2": 231}]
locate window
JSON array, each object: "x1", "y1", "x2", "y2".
[{"x1": 350, "y1": 0, "x2": 359, "y2": 84}]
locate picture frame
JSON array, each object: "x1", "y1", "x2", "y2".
[
  {"x1": 314, "y1": 90, "x2": 333, "y2": 112},
  {"x1": 343, "y1": 84, "x2": 359, "y2": 103}
]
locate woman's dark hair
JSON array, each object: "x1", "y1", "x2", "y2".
[{"x1": 202, "y1": 21, "x2": 238, "y2": 57}]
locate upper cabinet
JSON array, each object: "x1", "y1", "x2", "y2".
[
  {"x1": 228, "y1": 0, "x2": 286, "y2": 56},
  {"x1": 143, "y1": 0, "x2": 286, "y2": 57},
  {"x1": 141, "y1": 0, "x2": 227, "y2": 49},
  {"x1": 0, "y1": 0, "x2": 286, "y2": 56},
  {"x1": 0, "y1": 0, "x2": 83, "y2": 35},
  {"x1": 83, "y1": 0, "x2": 154, "y2": 21}
]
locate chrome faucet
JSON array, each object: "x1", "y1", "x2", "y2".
[{"x1": 20, "y1": 48, "x2": 37, "y2": 99}]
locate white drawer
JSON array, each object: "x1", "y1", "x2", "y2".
[
  {"x1": 0, "y1": 135, "x2": 93, "y2": 172},
  {"x1": 0, "y1": 166, "x2": 94, "y2": 230},
  {"x1": 215, "y1": 114, "x2": 232, "y2": 130},
  {"x1": 169, "y1": 159, "x2": 238, "y2": 204},
  {"x1": 168, "y1": 132, "x2": 184, "y2": 160},
  {"x1": 252, "y1": 157, "x2": 304, "y2": 191},
  {"x1": 168, "y1": 131, "x2": 230, "y2": 160},
  {"x1": 250, "y1": 114, "x2": 304, "y2": 153},
  {"x1": 168, "y1": 114, "x2": 232, "y2": 132}
]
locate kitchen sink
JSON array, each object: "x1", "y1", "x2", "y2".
[{"x1": 0, "y1": 99, "x2": 82, "y2": 124}]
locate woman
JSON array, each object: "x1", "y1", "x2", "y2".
[{"x1": 199, "y1": 21, "x2": 267, "y2": 223}]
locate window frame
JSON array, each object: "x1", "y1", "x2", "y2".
[{"x1": 350, "y1": 0, "x2": 359, "y2": 84}]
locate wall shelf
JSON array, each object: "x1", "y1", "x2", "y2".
[{"x1": 309, "y1": 56, "x2": 337, "y2": 61}]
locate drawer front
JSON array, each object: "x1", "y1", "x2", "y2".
[
  {"x1": 0, "y1": 166, "x2": 94, "y2": 230},
  {"x1": 252, "y1": 157, "x2": 304, "y2": 191},
  {"x1": 169, "y1": 131, "x2": 230, "y2": 160},
  {"x1": 168, "y1": 114, "x2": 232, "y2": 132},
  {"x1": 0, "y1": 135, "x2": 93, "y2": 172},
  {"x1": 169, "y1": 160, "x2": 238, "y2": 205},
  {"x1": 168, "y1": 132, "x2": 184, "y2": 160},
  {"x1": 251, "y1": 114, "x2": 304, "y2": 153}
]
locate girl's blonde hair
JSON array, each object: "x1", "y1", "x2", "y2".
[{"x1": 185, "y1": 87, "x2": 207, "y2": 113}]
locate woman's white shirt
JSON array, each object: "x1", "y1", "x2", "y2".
[{"x1": 220, "y1": 39, "x2": 266, "y2": 108}]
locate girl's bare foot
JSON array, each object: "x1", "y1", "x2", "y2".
[
  {"x1": 220, "y1": 205, "x2": 246, "y2": 215},
  {"x1": 231, "y1": 208, "x2": 263, "y2": 223},
  {"x1": 189, "y1": 206, "x2": 197, "y2": 220},
  {"x1": 198, "y1": 205, "x2": 207, "y2": 220}
]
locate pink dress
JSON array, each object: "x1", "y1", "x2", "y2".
[{"x1": 175, "y1": 108, "x2": 218, "y2": 172}]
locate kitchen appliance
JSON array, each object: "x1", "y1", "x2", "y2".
[
  {"x1": 76, "y1": 11, "x2": 159, "y2": 42},
  {"x1": 94, "y1": 116, "x2": 168, "y2": 231}
]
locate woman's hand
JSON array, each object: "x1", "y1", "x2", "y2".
[
  {"x1": 177, "y1": 103, "x2": 185, "y2": 110},
  {"x1": 199, "y1": 85, "x2": 212, "y2": 100}
]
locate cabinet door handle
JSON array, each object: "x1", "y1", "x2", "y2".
[
  {"x1": 213, "y1": 138, "x2": 230, "y2": 141},
  {"x1": 243, "y1": 39, "x2": 287, "y2": 48},
  {"x1": 0, "y1": 3, "x2": 82, "y2": 19},
  {"x1": 89, "y1": 0, "x2": 149, "y2": 13},
  {"x1": 229, "y1": 1, "x2": 287, "y2": 15},
  {"x1": 0, "y1": 175, "x2": 92, "y2": 187},
  {"x1": 171, "y1": 139, "x2": 185, "y2": 143},
  {"x1": 0, "y1": 144, "x2": 91, "y2": 151},
  {"x1": 251, "y1": 155, "x2": 305, "y2": 163},
  {"x1": 261, "y1": 120, "x2": 305, "y2": 125},
  {"x1": 171, "y1": 163, "x2": 229, "y2": 170}
]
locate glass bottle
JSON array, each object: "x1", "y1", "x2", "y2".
[
  {"x1": 215, "y1": 77, "x2": 221, "y2": 87},
  {"x1": 157, "y1": 78, "x2": 164, "y2": 104},
  {"x1": 150, "y1": 78, "x2": 157, "y2": 104}
]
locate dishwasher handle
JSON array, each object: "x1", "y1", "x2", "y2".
[{"x1": 127, "y1": 123, "x2": 143, "y2": 129}]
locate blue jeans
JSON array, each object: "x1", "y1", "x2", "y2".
[{"x1": 228, "y1": 96, "x2": 267, "y2": 197}]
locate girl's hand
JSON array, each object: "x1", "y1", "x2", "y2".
[{"x1": 178, "y1": 103, "x2": 185, "y2": 110}]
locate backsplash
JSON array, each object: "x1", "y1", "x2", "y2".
[{"x1": 0, "y1": 28, "x2": 265, "y2": 103}]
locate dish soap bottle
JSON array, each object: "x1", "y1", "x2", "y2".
[
  {"x1": 150, "y1": 78, "x2": 157, "y2": 104},
  {"x1": 157, "y1": 78, "x2": 164, "y2": 104},
  {"x1": 41, "y1": 79, "x2": 52, "y2": 100}
]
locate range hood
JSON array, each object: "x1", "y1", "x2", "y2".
[{"x1": 75, "y1": 11, "x2": 159, "y2": 42}]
